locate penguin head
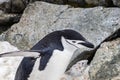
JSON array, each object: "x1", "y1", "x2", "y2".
[
  {"x1": 33, "y1": 29, "x2": 94, "y2": 52},
  {"x1": 60, "y1": 29, "x2": 94, "y2": 49}
]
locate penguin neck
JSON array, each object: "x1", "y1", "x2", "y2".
[
  {"x1": 38, "y1": 38, "x2": 77, "y2": 80},
  {"x1": 61, "y1": 36, "x2": 77, "y2": 53}
]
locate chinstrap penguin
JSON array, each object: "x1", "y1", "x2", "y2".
[{"x1": 0, "y1": 29, "x2": 94, "y2": 80}]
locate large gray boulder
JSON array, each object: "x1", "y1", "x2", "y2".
[
  {"x1": 89, "y1": 37, "x2": 120, "y2": 80},
  {"x1": 1, "y1": 1, "x2": 120, "y2": 50}
]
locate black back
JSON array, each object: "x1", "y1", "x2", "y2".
[{"x1": 15, "y1": 29, "x2": 87, "y2": 80}]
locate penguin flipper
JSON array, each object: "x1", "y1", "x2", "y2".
[
  {"x1": 0, "y1": 50, "x2": 40, "y2": 58},
  {"x1": 39, "y1": 53, "x2": 52, "y2": 70},
  {"x1": 15, "y1": 57, "x2": 37, "y2": 80}
]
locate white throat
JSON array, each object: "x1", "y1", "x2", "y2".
[{"x1": 28, "y1": 37, "x2": 77, "y2": 80}]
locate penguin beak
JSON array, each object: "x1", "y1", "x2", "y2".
[
  {"x1": 66, "y1": 39, "x2": 94, "y2": 49},
  {"x1": 0, "y1": 50, "x2": 40, "y2": 58},
  {"x1": 79, "y1": 41, "x2": 94, "y2": 48}
]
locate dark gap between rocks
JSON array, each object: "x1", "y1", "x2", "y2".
[
  {"x1": 103, "y1": 28, "x2": 120, "y2": 42},
  {"x1": 43, "y1": 0, "x2": 117, "y2": 8},
  {"x1": 0, "y1": 14, "x2": 22, "y2": 34}
]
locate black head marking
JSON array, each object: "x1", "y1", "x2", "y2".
[
  {"x1": 61, "y1": 29, "x2": 86, "y2": 41},
  {"x1": 72, "y1": 41, "x2": 76, "y2": 43},
  {"x1": 31, "y1": 29, "x2": 87, "y2": 52}
]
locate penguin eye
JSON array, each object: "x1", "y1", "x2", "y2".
[{"x1": 72, "y1": 41, "x2": 76, "y2": 43}]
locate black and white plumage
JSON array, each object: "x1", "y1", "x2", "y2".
[{"x1": 0, "y1": 29, "x2": 94, "y2": 80}]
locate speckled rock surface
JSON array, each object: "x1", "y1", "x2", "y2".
[
  {"x1": 89, "y1": 38, "x2": 120, "y2": 80},
  {"x1": 61, "y1": 60, "x2": 90, "y2": 80},
  {"x1": 0, "y1": 41, "x2": 23, "y2": 80}
]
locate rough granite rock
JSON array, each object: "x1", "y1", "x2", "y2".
[
  {"x1": 61, "y1": 60, "x2": 90, "y2": 80},
  {"x1": 0, "y1": 1, "x2": 120, "y2": 50},
  {"x1": 89, "y1": 38, "x2": 120, "y2": 80},
  {"x1": 0, "y1": 41, "x2": 23, "y2": 80}
]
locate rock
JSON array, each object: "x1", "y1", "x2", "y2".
[
  {"x1": 0, "y1": 0, "x2": 29, "y2": 13},
  {"x1": 0, "y1": 41, "x2": 23, "y2": 80},
  {"x1": 1, "y1": 1, "x2": 120, "y2": 50},
  {"x1": 89, "y1": 38, "x2": 120, "y2": 80},
  {"x1": 103, "y1": 28, "x2": 120, "y2": 42},
  {"x1": 113, "y1": 0, "x2": 120, "y2": 7},
  {"x1": 85, "y1": 0, "x2": 98, "y2": 6},
  {"x1": 0, "y1": 0, "x2": 9, "y2": 4},
  {"x1": 85, "y1": 0, "x2": 114, "y2": 6},
  {"x1": 0, "y1": 12, "x2": 21, "y2": 25},
  {"x1": 10, "y1": 0, "x2": 28, "y2": 13},
  {"x1": 61, "y1": 60, "x2": 90, "y2": 80},
  {"x1": 0, "y1": 10, "x2": 21, "y2": 34}
]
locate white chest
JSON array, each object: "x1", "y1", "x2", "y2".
[{"x1": 28, "y1": 49, "x2": 74, "y2": 80}]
